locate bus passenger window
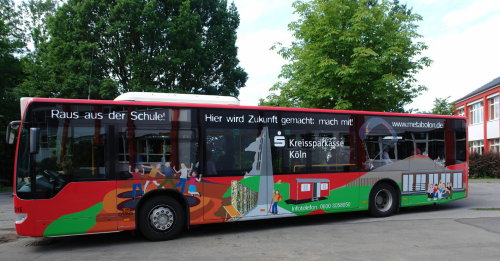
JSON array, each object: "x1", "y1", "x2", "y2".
[
  {"x1": 205, "y1": 128, "x2": 259, "y2": 176},
  {"x1": 118, "y1": 128, "x2": 198, "y2": 179}
]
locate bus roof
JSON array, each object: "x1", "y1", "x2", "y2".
[{"x1": 114, "y1": 92, "x2": 240, "y2": 105}]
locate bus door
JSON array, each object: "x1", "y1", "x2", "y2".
[{"x1": 202, "y1": 124, "x2": 272, "y2": 221}]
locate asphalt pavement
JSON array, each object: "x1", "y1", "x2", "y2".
[{"x1": 0, "y1": 180, "x2": 499, "y2": 261}]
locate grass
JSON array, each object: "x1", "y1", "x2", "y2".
[
  {"x1": 0, "y1": 186, "x2": 13, "y2": 192},
  {"x1": 472, "y1": 208, "x2": 500, "y2": 211},
  {"x1": 469, "y1": 177, "x2": 499, "y2": 183}
]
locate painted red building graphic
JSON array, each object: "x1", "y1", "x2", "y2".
[
  {"x1": 286, "y1": 178, "x2": 330, "y2": 204},
  {"x1": 455, "y1": 77, "x2": 500, "y2": 154}
]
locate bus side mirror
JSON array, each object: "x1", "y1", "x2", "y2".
[
  {"x1": 6, "y1": 121, "x2": 20, "y2": 145},
  {"x1": 30, "y1": 128, "x2": 40, "y2": 154}
]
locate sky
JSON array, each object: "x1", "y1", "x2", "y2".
[{"x1": 232, "y1": 0, "x2": 500, "y2": 111}]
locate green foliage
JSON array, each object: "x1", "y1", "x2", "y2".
[
  {"x1": 18, "y1": 0, "x2": 247, "y2": 99},
  {"x1": 0, "y1": 0, "x2": 25, "y2": 54},
  {"x1": 260, "y1": 0, "x2": 431, "y2": 112},
  {"x1": 469, "y1": 153, "x2": 500, "y2": 179},
  {"x1": 1, "y1": 0, "x2": 26, "y2": 185},
  {"x1": 412, "y1": 96, "x2": 456, "y2": 115},
  {"x1": 20, "y1": 0, "x2": 59, "y2": 49},
  {"x1": 0, "y1": 186, "x2": 13, "y2": 192},
  {"x1": 430, "y1": 96, "x2": 455, "y2": 115},
  {"x1": 1, "y1": 0, "x2": 25, "y2": 99}
]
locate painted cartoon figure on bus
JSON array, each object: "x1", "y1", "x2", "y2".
[
  {"x1": 439, "y1": 183, "x2": 446, "y2": 199},
  {"x1": 128, "y1": 165, "x2": 144, "y2": 199},
  {"x1": 428, "y1": 182, "x2": 453, "y2": 200},
  {"x1": 427, "y1": 184, "x2": 434, "y2": 201},
  {"x1": 176, "y1": 162, "x2": 193, "y2": 194},
  {"x1": 187, "y1": 170, "x2": 202, "y2": 197},
  {"x1": 438, "y1": 183, "x2": 452, "y2": 199},
  {"x1": 158, "y1": 157, "x2": 177, "y2": 189},
  {"x1": 432, "y1": 184, "x2": 439, "y2": 200},
  {"x1": 270, "y1": 190, "x2": 282, "y2": 215},
  {"x1": 142, "y1": 163, "x2": 166, "y2": 193},
  {"x1": 446, "y1": 183, "x2": 453, "y2": 199}
]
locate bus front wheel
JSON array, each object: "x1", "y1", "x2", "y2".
[
  {"x1": 369, "y1": 183, "x2": 398, "y2": 217},
  {"x1": 138, "y1": 196, "x2": 185, "y2": 241}
]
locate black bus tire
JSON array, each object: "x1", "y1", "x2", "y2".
[
  {"x1": 138, "y1": 196, "x2": 185, "y2": 241},
  {"x1": 369, "y1": 183, "x2": 398, "y2": 217}
]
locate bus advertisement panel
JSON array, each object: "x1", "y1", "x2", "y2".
[{"x1": 11, "y1": 97, "x2": 467, "y2": 240}]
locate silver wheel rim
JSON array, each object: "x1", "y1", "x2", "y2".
[
  {"x1": 375, "y1": 189, "x2": 393, "y2": 212},
  {"x1": 149, "y1": 206, "x2": 175, "y2": 231}
]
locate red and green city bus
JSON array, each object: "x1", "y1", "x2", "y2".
[{"x1": 7, "y1": 92, "x2": 468, "y2": 241}]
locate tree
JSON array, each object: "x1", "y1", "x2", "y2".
[
  {"x1": 1, "y1": 0, "x2": 25, "y2": 100},
  {"x1": 410, "y1": 96, "x2": 455, "y2": 115},
  {"x1": 0, "y1": 0, "x2": 25, "y2": 121},
  {"x1": 17, "y1": 0, "x2": 65, "y2": 98},
  {"x1": 18, "y1": 0, "x2": 247, "y2": 99},
  {"x1": 260, "y1": 0, "x2": 431, "y2": 112},
  {"x1": 20, "y1": 0, "x2": 59, "y2": 49},
  {"x1": 18, "y1": 0, "x2": 117, "y2": 99},
  {"x1": 430, "y1": 96, "x2": 455, "y2": 115},
  {"x1": 0, "y1": 0, "x2": 25, "y2": 186}
]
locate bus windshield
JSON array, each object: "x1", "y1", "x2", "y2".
[{"x1": 17, "y1": 119, "x2": 108, "y2": 199}]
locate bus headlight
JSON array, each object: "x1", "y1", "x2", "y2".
[{"x1": 15, "y1": 213, "x2": 27, "y2": 224}]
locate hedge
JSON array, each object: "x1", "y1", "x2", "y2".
[{"x1": 469, "y1": 153, "x2": 500, "y2": 178}]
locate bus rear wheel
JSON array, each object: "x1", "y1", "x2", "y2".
[
  {"x1": 138, "y1": 196, "x2": 185, "y2": 241},
  {"x1": 369, "y1": 183, "x2": 398, "y2": 217}
]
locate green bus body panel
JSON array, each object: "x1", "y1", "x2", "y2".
[{"x1": 43, "y1": 203, "x2": 103, "y2": 237}]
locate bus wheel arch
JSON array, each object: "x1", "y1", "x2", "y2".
[
  {"x1": 136, "y1": 189, "x2": 189, "y2": 241},
  {"x1": 368, "y1": 179, "x2": 400, "y2": 217}
]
